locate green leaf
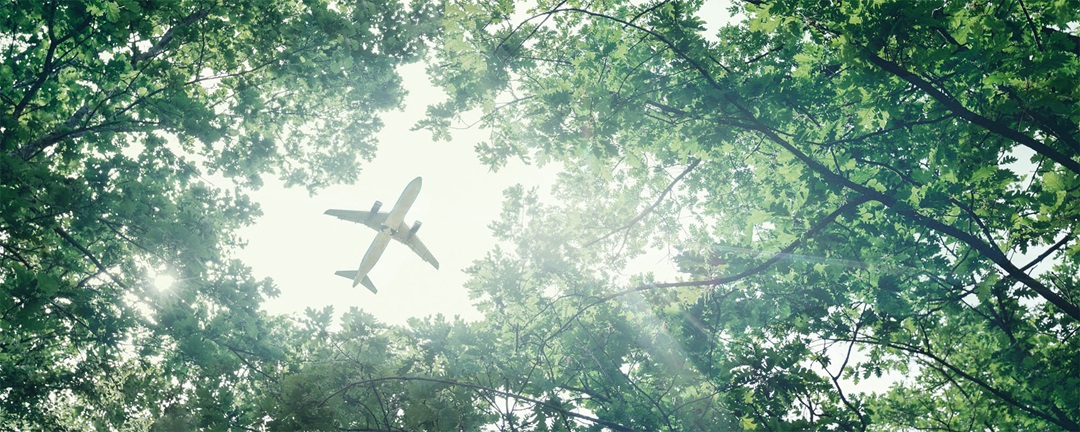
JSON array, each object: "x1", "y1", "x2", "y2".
[
  {"x1": 741, "y1": 415, "x2": 759, "y2": 430},
  {"x1": 1043, "y1": 172, "x2": 1065, "y2": 191}
]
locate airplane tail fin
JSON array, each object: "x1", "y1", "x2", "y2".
[
  {"x1": 357, "y1": 276, "x2": 377, "y2": 294},
  {"x1": 334, "y1": 270, "x2": 378, "y2": 294}
]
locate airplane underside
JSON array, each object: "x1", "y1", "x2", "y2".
[{"x1": 324, "y1": 177, "x2": 438, "y2": 294}]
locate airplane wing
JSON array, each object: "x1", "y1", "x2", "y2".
[
  {"x1": 334, "y1": 270, "x2": 378, "y2": 294},
  {"x1": 324, "y1": 209, "x2": 389, "y2": 231},
  {"x1": 392, "y1": 222, "x2": 440, "y2": 269}
]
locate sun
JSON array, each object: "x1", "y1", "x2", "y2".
[{"x1": 152, "y1": 273, "x2": 176, "y2": 291}]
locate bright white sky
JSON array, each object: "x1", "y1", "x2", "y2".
[{"x1": 235, "y1": 62, "x2": 558, "y2": 326}]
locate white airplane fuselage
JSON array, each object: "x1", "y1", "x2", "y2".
[{"x1": 352, "y1": 177, "x2": 422, "y2": 287}]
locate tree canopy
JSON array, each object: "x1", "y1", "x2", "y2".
[
  {"x1": 2, "y1": 0, "x2": 1078, "y2": 430},
  {"x1": 421, "y1": 0, "x2": 1079, "y2": 430},
  {"x1": 1, "y1": 0, "x2": 438, "y2": 429}
]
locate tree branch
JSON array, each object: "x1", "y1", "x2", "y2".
[
  {"x1": 1016, "y1": 0, "x2": 1043, "y2": 51},
  {"x1": 1020, "y1": 231, "x2": 1075, "y2": 272},
  {"x1": 822, "y1": 314, "x2": 869, "y2": 430},
  {"x1": 583, "y1": 158, "x2": 700, "y2": 248},
  {"x1": 132, "y1": 8, "x2": 213, "y2": 66},
  {"x1": 52, "y1": 227, "x2": 131, "y2": 291},
  {"x1": 862, "y1": 51, "x2": 1079, "y2": 175},
  {"x1": 9, "y1": 12, "x2": 92, "y2": 123},
  {"x1": 553, "y1": 195, "x2": 872, "y2": 342},
  {"x1": 831, "y1": 335, "x2": 1080, "y2": 430},
  {"x1": 744, "y1": 118, "x2": 1080, "y2": 321}
]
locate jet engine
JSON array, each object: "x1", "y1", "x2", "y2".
[
  {"x1": 369, "y1": 200, "x2": 382, "y2": 214},
  {"x1": 408, "y1": 221, "x2": 423, "y2": 237}
]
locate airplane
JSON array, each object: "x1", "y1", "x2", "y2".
[{"x1": 325, "y1": 176, "x2": 439, "y2": 293}]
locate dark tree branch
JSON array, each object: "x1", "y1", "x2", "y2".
[
  {"x1": 9, "y1": 12, "x2": 92, "y2": 123},
  {"x1": 46, "y1": 299, "x2": 100, "y2": 341},
  {"x1": 862, "y1": 51, "x2": 1079, "y2": 175},
  {"x1": 52, "y1": 227, "x2": 131, "y2": 291},
  {"x1": 817, "y1": 114, "x2": 955, "y2": 147},
  {"x1": 997, "y1": 84, "x2": 1079, "y2": 150},
  {"x1": 17, "y1": 119, "x2": 158, "y2": 160},
  {"x1": 221, "y1": 343, "x2": 279, "y2": 385},
  {"x1": 744, "y1": 119, "x2": 1080, "y2": 321},
  {"x1": 132, "y1": 8, "x2": 213, "y2": 66},
  {"x1": 1021, "y1": 234, "x2": 1076, "y2": 274},
  {"x1": 1016, "y1": 0, "x2": 1043, "y2": 51},
  {"x1": 535, "y1": 7, "x2": 733, "y2": 75},
  {"x1": 493, "y1": 0, "x2": 567, "y2": 66},
  {"x1": 1041, "y1": 27, "x2": 1080, "y2": 53},
  {"x1": 14, "y1": 103, "x2": 91, "y2": 160},
  {"x1": 831, "y1": 335, "x2": 1080, "y2": 430}
]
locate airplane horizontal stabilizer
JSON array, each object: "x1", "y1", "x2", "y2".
[
  {"x1": 334, "y1": 270, "x2": 377, "y2": 294},
  {"x1": 324, "y1": 209, "x2": 388, "y2": 230}
]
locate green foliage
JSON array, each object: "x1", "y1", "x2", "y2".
[
  {"x1": 4, "y1": 0, "x2": 1077, "y2": 430},
  {"x1": 420, "y1": 0, "x2": 1080, "y2": 430},
  {"x1": 0, "y1": 0, "x2": 438, "y2": 429}
]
